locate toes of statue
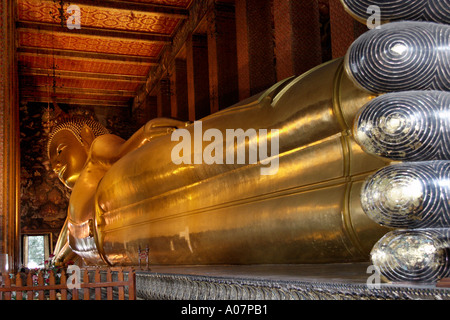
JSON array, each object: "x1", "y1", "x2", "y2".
[
  {"x1": 370, "y1": 228, "x2": 450, "y2": 283},
  {"x1": 341, "y1": 0, "x2": 450, "y2": 25},
  {"x1": 345, "y1": 21, "x2": 449, "y2": 94},
  {"x1": 354, "y1": 91, "x2": 450, "y2": 161},
  {"x1": 345, "y1": 1, "x2": 450, "y2": 283}
]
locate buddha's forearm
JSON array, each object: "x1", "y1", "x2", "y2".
[{"x1": 117, "y1": 118, "x2": 190, "y2": 158}]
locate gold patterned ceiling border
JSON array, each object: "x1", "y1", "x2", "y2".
[
  {"x1": 18, "y1": 29, "x2": 166, "y2": 58},
  {"x1": 20, "y1": 68, "x2": 148, "y2": 82},
  {"x1": 15, "y1": 0, "x2": 192, "y2": 108},
  {"x1": 17, "y1": 47, "x2": 158, "y2": 63},
  {"x1": 20, "y1": 96, "x2": 131, "y2": 107},
  {"x1": 21, "y1": 82, "x2": 136, "y2": 102},
  {"x1": 20, "y1": 85, "x2": 135, "y2": 107},
  {"x1": 114, "y1": 0, "x2": 193, "y2": 9},
  {"x1": 17, "y1": 21, "x2": 173, "y2": 42},
  {"x1": 18, "y1": 0, "x2": 187, "y2": 34},
  {"x1": 69, "y1": 0, "x2": 192, "y2": 13},
  {"x1": 20, "y1": 74, "x2": 142, "y2": 91},
  {"x1": 21, "y1": 86, "x2": 138, "y2": 98},
  {"x1": 18, "y1": 53, "x2": 153, "y2": 81}
]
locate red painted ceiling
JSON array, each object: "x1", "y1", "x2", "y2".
[{"x1": 17, "y1": 0, "x2": 192, "y2": 108}]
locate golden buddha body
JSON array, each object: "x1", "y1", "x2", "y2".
[
  {"x1": 49, "y1": 1, "x2": 450, "y2": 280},
  {"x1": 50, "y1": 58, "x2": 390, "y2": 266}
]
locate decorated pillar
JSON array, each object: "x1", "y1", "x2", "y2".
[
  {"x1": 186, "y1": 34, "x2": 210, "y2": 121},
  {"x1": 146, "y1": 95, "x2": 158, "y2": 121},
  {"x1": 207, "y1": 3, "x2": 239, "y2": 114},
  {"x1": 0, "y1": 0, "x2": 20, "y2": 271},
  {"x1": 273, "y1": 0, "x2": 323, "y2": 81},
  {"x1": 235, "y1": 0, "x2": 276, "y2": 100},
  {"x1": 157, "y1": 77, "x2": 172, "y2": 118},
  {"x1": 329, "y1": 0, "x2": 367, "y2": 58},
  {"x1": 133, "y1": 95, "x2": 158, "y2": 127},
  {"x1": 170, "y1": 58, "x2": 189, "y2": 121}
]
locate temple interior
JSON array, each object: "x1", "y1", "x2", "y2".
[
  {"x1": 1, "y1": 0, "x2": 449, "y2": 302},
  {"x1": 1, "y1": 0, "x2": 368, "y2": 272}
]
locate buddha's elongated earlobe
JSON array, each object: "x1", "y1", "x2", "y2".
[{"x1": 80, "y1": 124, "x2": 96, "y2": 152}]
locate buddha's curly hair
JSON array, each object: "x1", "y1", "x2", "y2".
[{"x1": 47, "y1": 117, "x2": 109, "y2": 158}]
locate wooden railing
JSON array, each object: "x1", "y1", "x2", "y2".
[{"x1": 0, "y1": 267, "x2": 135, "y2": 300}]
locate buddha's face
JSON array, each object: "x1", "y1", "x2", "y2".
[{"x1": 48, "y1": 130, "x2": 88, "y2": 189}]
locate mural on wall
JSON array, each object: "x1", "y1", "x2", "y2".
[{"x1": 19, "y1": 101, "x2": 136, "y2": 248}]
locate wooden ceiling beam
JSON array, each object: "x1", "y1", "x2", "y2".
[
  {"x1": 19, "y1": 67, "x2": 147, "y2": 82},
  {"x1": 20, "y1": 85, "x2": 136, "y2": 97},
  {"x1": 17, "y1": 21, "x2": 173, "y2": 43},
  {"x1": 20, "y1": 95, "x2": 131, "y2": 107},
  {"x1": 17, "y1": 46, "x2": 158, "y2": 64},
  {"x1": 67, "y1": 0, "x2": 189, "y2": 19}
]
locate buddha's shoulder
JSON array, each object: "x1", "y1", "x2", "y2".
[{"x1": 90, "y1": 134, "x2": 125, "y2": 161}]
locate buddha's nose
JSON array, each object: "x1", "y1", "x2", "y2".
[{"x1": 53, "y1": 162, "x2": 62, "y2": 173}]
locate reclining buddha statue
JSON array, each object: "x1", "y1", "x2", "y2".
[{"x1": 49, "y1": 0, "x2": 449, "y2": 282}]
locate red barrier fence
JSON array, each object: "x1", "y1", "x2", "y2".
[{"x1": 0, "y1": 267, "x2": 135, "y2": 300}]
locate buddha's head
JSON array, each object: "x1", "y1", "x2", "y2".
[{"x1": 47, "y1": 117, "x2": 109, "y2": 189}]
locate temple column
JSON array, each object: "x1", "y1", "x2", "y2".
[
  {"x1": 133, "y1": 94, "x2": 158, "y2": 126},
  {"x1": 273, "y1": 0, "x2": 323, "y2": 81},
  {"x1": 146, "y1": 95, "x2": 158, "y2": 120},
  {"x1": 157, "y1": 77, "x2": 172, "y2": 118},
  {"x1": 329, "y1": 0, "x2": 367, "y2": 58},
  {"x1": 0, "y1": 0, "x2": 20, "y2": 271},
  {"x1": 170, "y1": 58, "x2": 189, "y2": 121},
  {"x1": 186, "y1": 34, "x2": 210, "y2": 121},
  {"x1": 235, "y1": 0, "x2": 276, "y2": 100},
  {"x1": 207, "y1": 3, "x2": 239, "y2": 114}
]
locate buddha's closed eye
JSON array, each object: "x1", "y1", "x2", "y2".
[{"x1": 57, "y1": 143, "x2": 67, "y2": 156}]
